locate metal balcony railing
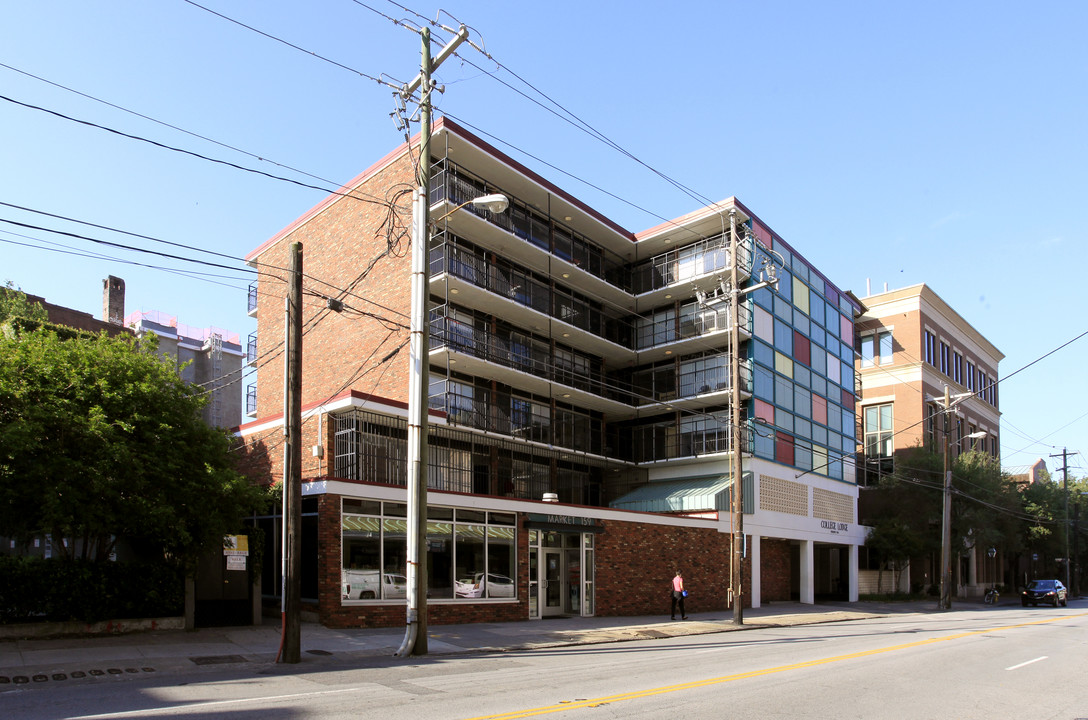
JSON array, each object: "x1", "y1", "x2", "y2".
[
  {"x1": 430, "y1": 164, "x2": 631, "y2": 290},
  {"x1": 247, "y1": 332, "x2": 257, "y2": 366},
  {"x1": 247, "y1": 282, "x2": 258, "y2": 315},
  {"x1": 430, "y1": 238, "x2": 635, "y2": 349}
]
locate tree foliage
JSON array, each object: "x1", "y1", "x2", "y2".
[
  {"x1": 867, "y1": 446, "x2": 1027, "y2": 570},
  {"x1": 0, "y1": 325, "x2": 264, "y2": 568},
  {"x1": 0, "y1": 281, "x2": 48, "y2": 324}
]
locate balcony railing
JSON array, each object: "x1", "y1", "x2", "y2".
[
  {"x1": 630, "y1": 235, "x2": 754, "y2": 295},
  {"x1": 246, "y1": 383, "x2": 257, "y2": 416},
  {"x1": 635, "y1": 301, "x2": 752, "y2": 351},
  {"x1": 247, "y1": 282, "x2": 258, "y2": 315},
  {"x1": 429, "y1": 382, "x2": 604, "y2": 456},
  {"x1": 430, "y1": 312, "x2": 624, "y2": 402},
  {"x1": 431, "y1": 310, "x2": 751, "y2": 408},
  {"x1": 247, "y1": 332, "x2": 257, "y2": 366},
  {"x1": 431, "y1": 237, "x2": 635, "y2": 349},
  {"x1": 430, "y1": 163, "x2": 631, "y2": 290}
]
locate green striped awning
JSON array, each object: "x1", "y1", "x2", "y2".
[{"x1": 609, "y1": 473, "x2": 753, "y2": 514}]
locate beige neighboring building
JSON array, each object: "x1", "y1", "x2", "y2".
[
  {"x1": 855, "y1": 283, "x2": 1002, "y2": 485},
  {"x1": 855, "y1": 283, "x2": 1003, "y2": 597}
]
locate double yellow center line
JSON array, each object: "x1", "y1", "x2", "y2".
[{"x1": 465, "y1": 612, "x2": 1086, "y2": 720}]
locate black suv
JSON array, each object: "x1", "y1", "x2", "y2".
[{"x1": 1021, "y1": 579, "x2": 1068, "y2": 607}]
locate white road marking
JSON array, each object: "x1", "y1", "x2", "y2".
[{"x1": 1006, "y1": 656, "x2": 1048, "y2": 671}]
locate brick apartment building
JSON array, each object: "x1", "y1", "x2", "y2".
[
  {"x1": 238, "y1": 118, "x2": 865, "y2": 628},
  {"x1": 855, "y1": 282, "x2": 1003, "y2": 595}
]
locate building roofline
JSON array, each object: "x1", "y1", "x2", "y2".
[
  {"x1": 860, "y1": 283, "x2": 1004, "y2": 361},
  {"x1": 246, "y1": 117, "x2": 636, "y2": 264}
]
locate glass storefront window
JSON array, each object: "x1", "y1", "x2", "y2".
[
  {"x1": 428, "y1": 521, "x2": 454, "y2": 599},
  {"x1": 341, "y1": 501, "x2": 519, "y2": 603}
]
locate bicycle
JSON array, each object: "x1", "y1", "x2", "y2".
[{"x1": 983, "y1": 586, "x2": 1000, "y2": 605}]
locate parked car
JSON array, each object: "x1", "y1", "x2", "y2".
[
  {"x1": 342, "y1": 570, "x2": 407, "y2": 600},
  {"x1": 454, "y1": 572, "x2": 515, "y2": 598},
  {"x1": 1021, "y1": 579, "x2": 1067, "y2": 607}
]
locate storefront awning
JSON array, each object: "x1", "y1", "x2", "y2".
[{"x1": 609, "y1": 475, "x2": 734, "y2": 514}]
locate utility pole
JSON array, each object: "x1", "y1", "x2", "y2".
[
  {"x1": 939, "y1": 385, "x2": 953, "y2": 610},
  {"x1": 396, "y1": 24, "x2": 469, "y2": 658},
  {"x1": 728, "y1": 209, "x2": 744, "y2": 626},
  {"x1": 281, "y1": 241, "x2": 303, "y2": 663},
  {"x1": 1050, "y1": 448, "x2": 1077, "y2": 590},
  {"x1": 1075, "y1": 495, "x2": 1082, "y2": 597},
  {"x1": 695, "y1": 211, "x2": 778, "y2": 624}
]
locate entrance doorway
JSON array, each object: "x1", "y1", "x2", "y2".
[{"x1": 532, "y1": 531, "x2": 593, "y2": 618}]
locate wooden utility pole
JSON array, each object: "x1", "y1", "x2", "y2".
[
  {"x1": 282, "y1": 241, "x2": 303, "y2": 663},
  {"x1": 728, "y1": 209, "x2": 744, "y2": 625}
]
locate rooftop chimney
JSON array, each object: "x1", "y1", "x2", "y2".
[{"x1": 102, "y1": 276, "x2": 125, "y2": 325}]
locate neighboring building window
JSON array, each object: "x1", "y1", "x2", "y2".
[
  {"x1": 924, "y1": 330, "x2": 937, "y2": 366},
  {"x1": 940, "y1": 342, "x2": 950, "y2": 375},
  {"x1": 879, "y1": 332, "x2": 893, "y2": 365},
  {"x1": 925, "y1": 403, "x2": 938, "y2": 450},
  {"x1": 863, "y1": 403, "x2": 894, "y2": 484},
  {"x1": 859, "y1": 334, "x2": 874, "y2": 367},
  {"x1": 966, "y1": 362, "x2": 975, "y2": 391},
  {"x1": 953, "y1": 352, "x2": 963, "y2": 384},
  {"x1": 860, "y1": 330, "x2": 892, "y2": 368}
]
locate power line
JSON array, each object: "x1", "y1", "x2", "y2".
[{"x1": 0, "y1": 93, "x2": 396, "y2": 211}]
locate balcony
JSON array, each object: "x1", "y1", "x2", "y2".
[
  {"x1": 430, "y1": 236, "x2": 636, "y2": 359},
  {"x1": 246, "y1": 332, "x2": 257, "y2": 366},
  {"x1": 247, "y1": 282, "x2": 258, "y2": 317},
  {"x1": 245, "y1": 383, "x2": 257, "y2": 417},
  {"x1": 631, "y1": 235, "x2": 754, "y2": 309},
  {"x1": 430, "y1": 164, "x2": 631, "y2": 290}
]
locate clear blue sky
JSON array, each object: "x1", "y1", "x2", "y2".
[{"x1": 2, "y1": 1, "x2": 1085, "y2": 474}]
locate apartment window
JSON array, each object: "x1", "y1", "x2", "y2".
[
  {"x1": 924, "y1": 330, "x2": 937, "y2": 366},
  {"x1": 939, "y1": 342, "x2": 950, "y2": 375},
  {"x1": 978, "y1": 372, "x2": 987, "y2": 400},
  {"x1": 966, "y1": 361, "x2": 975, "y2": 391},
  {"x1": 953, "y1": 352, "x2": 963, "y2": 384}
]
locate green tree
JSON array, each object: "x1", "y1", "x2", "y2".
[
  {"x1": 867, "y1": 446, "x2": 1028, "y2": 592},
  {"x1": 0, "y1": 324, "x2": 263, "y2": 568},
  {"x1": 0, "y1": 281, "x2": 48, "y2": 324},
  {"x1": 865, "y1": 517, "x2": 921, "y2": 594}
]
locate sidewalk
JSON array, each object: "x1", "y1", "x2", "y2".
[{"x1": 0, "y1": 601, "x2": 936, "y2": 688}]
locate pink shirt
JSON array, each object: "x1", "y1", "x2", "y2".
[{"x1": 672, "y1": 576, "x2": 684, "y2": 592}]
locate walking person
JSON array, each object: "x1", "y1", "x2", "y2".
[{"x1": 671, "y1": 570, "x2": 688, "y2": 620}]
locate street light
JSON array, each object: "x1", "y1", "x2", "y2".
[
  {"x1": 936, "y1": 382, "x2": 986, "y2": 611},
  {"x1": 398, "y1": 190, "x2": 508, "y2": 659}
]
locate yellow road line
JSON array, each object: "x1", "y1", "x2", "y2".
[{"x1": 463, "y1": 612, "x2": 1087, "y2": 720}]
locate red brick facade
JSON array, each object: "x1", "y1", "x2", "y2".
[
  {"x1": 759, "y1": 538, "x2": 792, "y2": 602},
  {"x1": 309, "y1": 489, "x2": 749, "y2": 629}
]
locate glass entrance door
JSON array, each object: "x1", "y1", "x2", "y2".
[{"x1": 542, "y1": 548, "x2": 563, "y2": 616}]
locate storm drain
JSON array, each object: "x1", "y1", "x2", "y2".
[
  {"x1": 189, "y1": 655, "x2": 248, "y2": 666},
  {"x1": 0, "y1": 667, "x2": 155, "y2": 685}
]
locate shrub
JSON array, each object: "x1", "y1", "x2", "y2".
[{"x1": 0, "y1": 557, "x2": 184, "y2": 624}]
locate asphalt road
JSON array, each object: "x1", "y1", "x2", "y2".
[{"x1": 5, "y1": 603, "x2": 1086, "y2": 720}]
